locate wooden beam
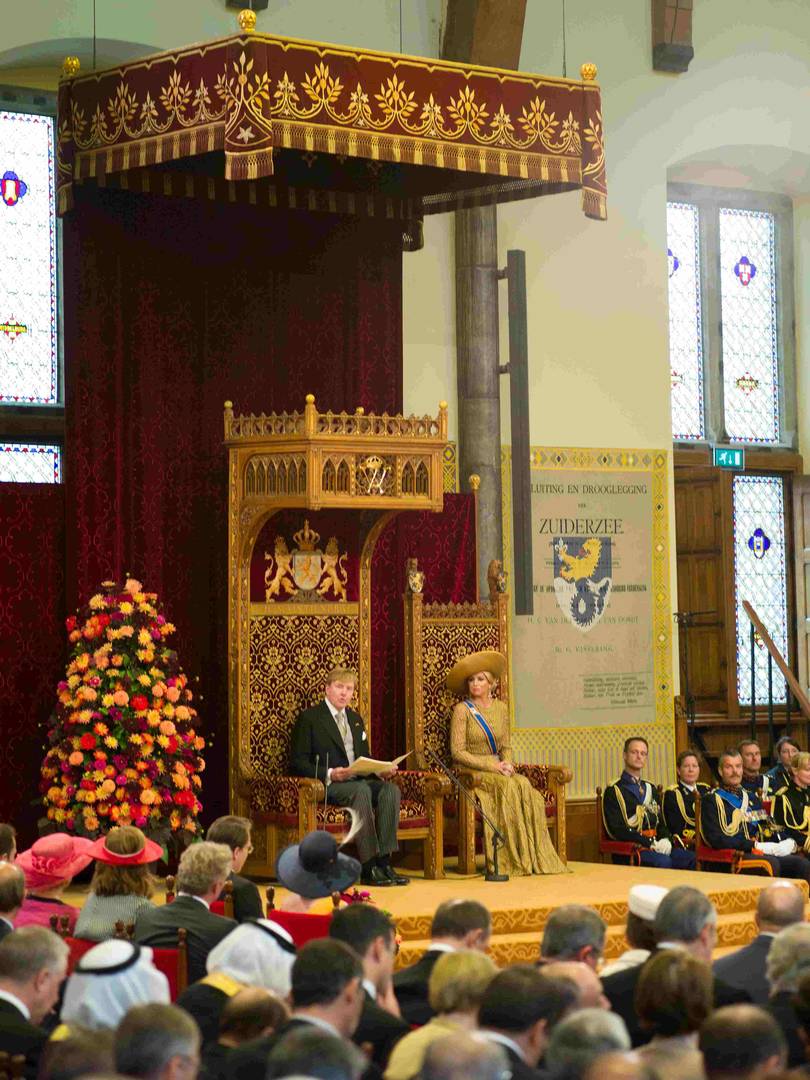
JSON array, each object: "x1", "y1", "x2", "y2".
[
  {"x1": 652, "y1": 0, "x2": 694, "y2": 73},
  {"x1": 442, "y1": 0, "x2": 528, "y2": 69}
]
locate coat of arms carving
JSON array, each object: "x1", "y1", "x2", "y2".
[{"x1": 264, "y1": 520, "x2": 348, "y2": 602}]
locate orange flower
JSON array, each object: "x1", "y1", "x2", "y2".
[
  {"x1": 165, "y1": 686, "x2": 180, "y2": 704},
  {"x1": 174, "y1": 705, "x2": 190, "y2": 722},
  {"x1": 112, "y1": 690, "x2": 129, "y2": 707},
  {"x1": 68, "y1": 751, "x2": 84, "y2": 766},
  {"x1": 159, "y1": 720, "x2": 176, "y2": 736}
]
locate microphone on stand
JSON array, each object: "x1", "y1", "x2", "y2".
[
  {"x1": 314, "y1": 754, "x2": 321, "y2": 828},
  {"x1": 425, "y1": 747, "x2": 509, "y2": 882},
  {"x1": 323, "y1": 753, "x2": 329, "y2": 822}
]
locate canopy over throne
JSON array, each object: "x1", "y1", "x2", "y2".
[{"x1": 225, "y1": 395, "x2": 452, "y2": 876}]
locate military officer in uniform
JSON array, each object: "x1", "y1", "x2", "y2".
[
  {"x1": 603, "y1": 737, "x2": 695, "y2": 869},
  {"x1": 662, "y1": 749, "x2": 711, "y2": 850},
  {"x1": 771, "y1": 750, "x2": 810, "y2": 854}
]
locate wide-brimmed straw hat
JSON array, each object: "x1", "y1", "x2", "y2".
[
  {"x1": 17, "y1": 834, "x2": 94, "y2": 889},
  {"x1": 87, "y1": 832, "x2": 163, "y2": 866},
  {"x1": 276, "y1": 829, "x2": 360, "y2": 899},
  {"x1": 446, "y1": 651, "x2": 507, "y2": 698}
]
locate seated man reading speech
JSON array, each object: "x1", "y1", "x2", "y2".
[{"x1": 290, "y1": 666, "x2": 407, "y2": 888}]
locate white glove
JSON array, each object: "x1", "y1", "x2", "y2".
[
  {"x1": 651, "y1": 838, "x2": 672, "y2": 855},
  {"x1": 776, "y1": 838, "x2": 797, "y2": 856},
  {"x1": 757, "y1": 842, "x2": 779, "y2": 856}
]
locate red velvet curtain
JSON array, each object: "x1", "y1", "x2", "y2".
[
  {"x1": 0, "y1": 485, "x2": 65, "y2": 840},
  {"x1": 62, "y1": 186, "x2": 403, "y2": 819}
]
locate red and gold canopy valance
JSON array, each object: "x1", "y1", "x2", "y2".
[{"x1": 57, "y1": 29, "x2": 606, "y2": 222}]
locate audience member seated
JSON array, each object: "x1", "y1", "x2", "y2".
[
  {"x1": 602, "y1": 885, "x2": 748, "y2": 1047},
  {"x1": 602, "y1": 738, "x2": 695, "y2": 869},
  {"x1": 15, "y1": 836, "x2": 94, "y2": 934},
  {"x1": 634, "y1": 949, "x2": 712, "y2": 1080},
  {"x1": 600, "y1": 885, "x2": 667, "y2": 979},
  {"x1": 384, "y1": 951, "x2": 497, "y2": 1080},
  {"x1": 790, "y1": 971, "x2": 810, "y2": 1070},
  {"x1": 0, "y1": 864, "x2": 25, "y2": 942},
  {"x1": 225, "y1": 938, "x2": 365, "y2": 1080},
  {"x1": 662, "y1": 751, "x2": 710, "y2": 849},
  {"x1": 739, "y1": 740, "x2": 767, "y2": 798},
  {"x1": 0, "y1": 825, "x2": 17, "y2": 863},
  {"x1": 581, "y1": 1051, "x2": 653, "y2": 1080},
  {"x1": 275, "y1": 822, "x2": 362, "y2": 918},
  {"x1": 74, "y1": 827, "x2": 161, "y2": 941},
  {"x1": 539, "y1": 906, "x2": 606, "y2": 970},
  {"x1": 134, "y1": 841, "x2": 236, "y2": 984},
  {"x1": 701, "y1": 749, "x2": 810, "y2": 882},
  {"x1": 767, "y1": 737, "x2": 801, "y2": 796},
  {"x1": 393, "y1": 900, "x2": 491, "y2": 1027},
  {"x1": 205, "y1": 817, "x2": 263, "y2": 922},
  {"x1": 38, "y1": 1026, "x2": 115, "y2": 1080},
  {"x1": 714, "y1": 881, "x2": 805, "y2": 1005},
  {"x1": 329, "y1": 904, "x2": 409, "y2": 1068},
  {"x1": 771, "y1": 751, "x2": 810, "y2": 852},
  {"x1": 765, "y1": 922, "x2": 810, "y2": 1067},
  {"x1": 544, "y1": 1009, "x2": 631, "y2": 1080},
  {"x1": 699, "y1": 1004, "x2": 787, "y2": 1080},
  {"x1": 199, "y1": 989, "x2": 289, "y2": 1080},
  {"x1": 177, "y1": 919, "x2": 295, "y2": 1046},
  {"x1": 420, "y1": 1032, "x2": 509, "y2": 1080},
  {"x1": 539, "y1": 962, "x2": 609, "y2": 1012},
  {"x1": 0, "y1": 927, "x2": 68, "y2": 1078},
  {"x1": 265, "y1": 1027, "x2": 367, "y2": 1080},
  {"x1": 478, "y1": 965, "x2": 578, "y2": 1080},
  {"x1": 60, "y1": 939, "x2": 170, "y2": 1032},
  {"x1": 114, "y1": 1003, "x2": 201, "y2": 1080}
]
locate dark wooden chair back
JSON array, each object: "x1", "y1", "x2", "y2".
[{"x1": 0, "y1": 1052, "x2": 26, "y2": 1080}]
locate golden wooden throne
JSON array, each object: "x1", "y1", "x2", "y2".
[
  {"x1": 403, "y1": 559, "x2": 571, "y2": 870},
  {"x1": 225, "y1": 396, "x2": 451, "y2": 878}
]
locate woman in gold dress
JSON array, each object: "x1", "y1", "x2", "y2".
[{"x1": 447, "y1": 650, "x2": 567, "y2": 877}]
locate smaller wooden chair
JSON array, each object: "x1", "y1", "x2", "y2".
[
  {"x1": 113, "y1": 920, "x2": 136, "y2": 941},
  {"x1": 694, "y1": 791, "x2": 774, "y2": 875},
  {"x1": 151, "y1": 927, "x2": 190, "y2": 1000},
  {"x1": 48, "y1": 915, "x2": 72, "y2": 938},
  {"x1": 264, "y1": 886, "x2": 340, "y2": 946},
  {"x1": 595, "y1": 787, "x2": 642, "y2": 866},
  {"x1": 0, "y1": 1052, "x2": 26, "y2": 1080}
]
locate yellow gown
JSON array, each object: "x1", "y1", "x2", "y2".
[{"x1": 450, "y1": 699, "x2": 567, "y2": 877}]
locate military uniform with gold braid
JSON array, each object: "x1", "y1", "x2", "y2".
[
  {"x1": 701, "y1": 783, "x2": 810, "y2": 881},
  {"x1": 771, "y1": 780, "x2": 810, "y2": 853},
  {"x1": 662, "y1": 781, "x2": 711, "y2": 849},
  {"x1": 603, "y1": 772, "x2": 695, "y2": 869}
]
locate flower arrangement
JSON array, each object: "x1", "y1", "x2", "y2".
[{"x1": 40, "y1": 578, "x2": 205, "y2": 844}]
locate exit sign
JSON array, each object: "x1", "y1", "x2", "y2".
[{"x1": 713, "y1": 446, "x2": 745, "y2": 470}]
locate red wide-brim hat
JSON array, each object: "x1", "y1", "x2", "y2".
[{"x1": 87, "y1": 834, "x2": 164, "y2": 866}]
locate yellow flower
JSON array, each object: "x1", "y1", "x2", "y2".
[
  {"x1": 84, "y1": 791, "x2": 97, "y2": 804},
  {"x1": 92, "y1": 770, "x2": 105, "y2": 783},
  {"x1": 138, "y1": 629, "x2": 152, "y2": 646},
  {"x1": 104, "y1": 736, "x2": 119, "y2": 749},
  {"x1": 192, "y1": 775, "x2": 202, "y2": 788},
  {"x1": 67, "y1": 674, "x2": 81, "y2": 689},
  {"x1": 129, "y1": 734, "x2": 143, "y2": 746},
  {"x1": 162, "y1": 704, "x2": 175, "y2": 719},
  {"x1": 138, "y1": 673, "x2": 152, "y2": 687},
  {"x1": 119, "y1": 602, "x2": 134, "y2": 615},
  {"x1": 133, "y1": 593, "x2": 146, "y2": 604},
  {"x1": 137, "y1": 649, "x2": 155, "y2": 662},
  {"x1": 84, "y1": 815, "x2": 99, "y2": 831},
  {"x1": 157, "y1": 735, "x2": 170, "y2": 749},
  {"x1": 53, "y1": 809, "x2": 66, "y2": 822},
  {"x1": 149, "y1": 667, "x2": 165, "y2": 679},
  {"x1": 119, "y1": 625, "x2": 134, "y2": 638},
  {"x1": 107, "y1": 628, "x2": 122, "y2": 640},
  {"x1": 155, "y1": 759, "x2": 165, "y2": 772},
  {"x1": 102, "y1": 693, "x2": 115, "y2": 708},
  {"x1": 79, "y1": 709, "x2": 92, "y2": 723},
  {"x1": 88, "y1": 594, "x2": 105, "y2": 610}
]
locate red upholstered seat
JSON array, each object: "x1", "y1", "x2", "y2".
[
  {"x1": 267, "y1": 911, "x2": 333, "y2": 946},
  {"x1": 64, "y1": 937, "x2": 97, "y2": 974}
]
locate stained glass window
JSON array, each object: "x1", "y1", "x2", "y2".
[
  {"x1": 0, "y1": 442, "x2": 61, "y2": 483},
  {"x1": 733, "y1": 475, "x2": 788, "y2": 704},
  {"x1": 0, "y1": 110, "x2": 58, "y2": 405},
  {"x1": 667, "y1": 202, "x2": 704, "y2": 441},
  {"x1": 720, "y1": 208, "x2": 779, "y2": 444}
]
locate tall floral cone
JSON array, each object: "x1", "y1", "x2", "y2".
[{"x1": 40, "y1": 579, "x2": 205, "y2": 843}]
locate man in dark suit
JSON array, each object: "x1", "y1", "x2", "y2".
[
  {"x1": 0, "y1": 926, "x2": 69, "y2": 1078},
  {"x1": 206, "y1": 815, "x2": 263, "y2": 921},
  {"x1": 134, "y1": 841, "x2": 237, "y2": 983},
  {"x1": 479, "y1": 966, "x2": 578, "y2": 1080},
  {"x1": 0, "y1": 864, "x2": 24, "y2": 942},
  {"x1": 226, "y1": 939, "x2": 365, "y2": 1080},
  {"x1": 290, "y1": 667, "x2": 406, "y2": 887},
  {"x1": 602, "y1": 885, "x2": 749, "y2": 1047},
  {"x1": 393, "y1": 899, "x2": 491, "y2": 1026},
  {"x1": 714, "y1": 880, "x2": 805, "y2": 1005},
  {"x1": 329, "y1": 904, "x2": 409, "y2": 1068}
]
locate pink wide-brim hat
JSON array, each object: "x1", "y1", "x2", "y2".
[{"x1": 16, "y1": 834, "x2": 95, "y2": 889}]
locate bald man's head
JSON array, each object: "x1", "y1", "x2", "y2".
[
  {"x1": 219, "y1": 987, "x2": 289, "y2": 1046},
  {"x1": 756, "y1": 881, "x2": 806, "y2": 933},
  {"x1": 540, "y1": 961, "x2": 609, "y2": 1011},
  {"x1": 0, "y1": 863, "x2": 24, "y2": 917}
]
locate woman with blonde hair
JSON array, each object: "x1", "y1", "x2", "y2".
[
  {"x1": 384, "y1": 950, "x2": 497, "y2": 1080},
  {"x1": 772, "y1": 751, "x2": 810, "y2": 852},
  {"x1": 446, "y1": 651, "x2": 567, "y2": 877},
  {"x1": 74, "y1": 825, "x2": 161, "y2": 941}
]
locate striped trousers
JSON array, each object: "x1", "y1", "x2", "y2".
[{"x1": 326, "y1": 778, "x2": 400, "y2": 863}]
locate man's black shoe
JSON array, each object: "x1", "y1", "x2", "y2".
[
  {"x1": 382, "y1": 865, "x2": 409, "y2": 885},
  {"x1": 360, "y1": 866, "x2": 394, "y2": 887}
]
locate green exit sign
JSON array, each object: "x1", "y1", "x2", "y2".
[{"x1": 713, "y1": 446, "x2": 745, "y2": 470}]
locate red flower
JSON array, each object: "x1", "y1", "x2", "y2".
[
  {"x1": 66, "y1": 616, "x2": 77, "y2": 632},
  {"x1": 166, "y1": 736, "x2": 178, "y2": 754},
  {"x1": 130, "y1": 694, "x2": 149, "y2": 712},
  {"x1": 79, "y1": 733, "x2": 97, "y2": 750}
]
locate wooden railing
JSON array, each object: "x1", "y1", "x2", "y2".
[{"x1": 742, "y1": 600, "x2": 809, "y2": 748}]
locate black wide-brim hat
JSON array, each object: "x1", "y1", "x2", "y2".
[{"x1": 275, "y1": 829, "x2": 361, "y2": 899}]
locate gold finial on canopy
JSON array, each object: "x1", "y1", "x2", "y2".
[
  {"x1": 238, "y1": 8, "x2": 257, "y2": 33},
  {"x1": 305, "y1": 394, "x2": 315, "y2": 404},
  {"x1": 62, "y1": 56, "x2": 81, "y2": 77},
  {"x1": 469, "y1": 474, "x2": 481, "y2": 491},
  {"x1": 580, "y1": 62, "x2": 598, "y2": 82}
]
